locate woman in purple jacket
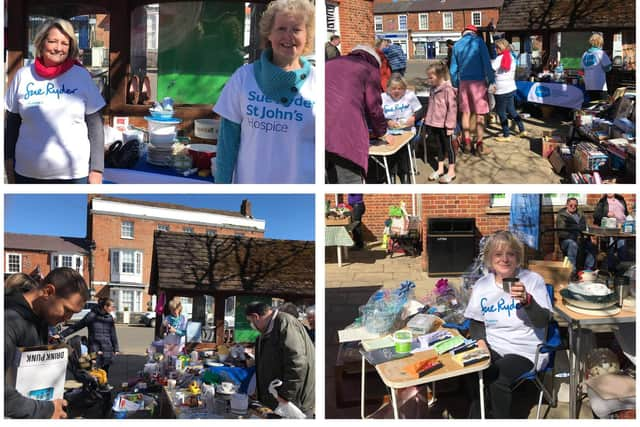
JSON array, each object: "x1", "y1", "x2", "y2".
[
  {"x1": 424, "y1": 62, "x2": 458, "y2": 183},
  {"x1": 325, "y1": 45, "x2": 387, "y2": 183}
]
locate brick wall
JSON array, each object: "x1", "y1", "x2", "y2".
[
  {"x1": 378, "y1": 9, "x2": 500, "y2": 33},
  {"x1": 325, "y1": 193, "x2": 416, "y2": 241},
  {"x1": 326, "y1": 193, "x2": 636, "y2": 272},
  {"x1": 90, "y1": 211, "x2": 264, "y2": 308},
  {"x1": 4, "y1": 249, "x2": 90, "y2": 284},
  {"x1": 339, "y1": 0, "x2": 376, "y2": 54}
]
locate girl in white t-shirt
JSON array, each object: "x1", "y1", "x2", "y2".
[
  {"x1": 463, "y1": 231, "x2": 553, "y2": 418},
  {"x1": 381, "y1": 74, "x2": 422, "y2": 184}
]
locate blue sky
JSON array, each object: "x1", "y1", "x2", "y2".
[{"x1": 4, "y1": 194, "x2": 315, "y2": 241}]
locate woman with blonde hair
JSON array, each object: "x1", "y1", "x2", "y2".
[
  {"x1": 491, "y1": 38, "x2": 527, "y2": 142},
  {"x1": 4, "y1": 18, "x2": 105, "y2": 183},
  {"x1": 214, "y1": 0, "x2": 315, "y2": 183},
  {"x1": 581, "y1": 33, "x2": 612, "y2": 102},
  {"x1": 463, "y1": 231, "x2": 553, "y2": 418}
]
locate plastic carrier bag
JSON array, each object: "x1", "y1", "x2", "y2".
[{"x1": 268, "y1": 379, "x2": 306, "y2": 419}]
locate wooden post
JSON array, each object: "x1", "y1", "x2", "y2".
[
  {"x1": 6, "y1": 0, "x2": 27, "y2": 89},
  {"x1": 214, "y1": 295, "x2": 226, "y2": 345}
]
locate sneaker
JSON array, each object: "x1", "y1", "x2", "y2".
[
  {"x1": 428, "y1": 171, "x2": 443, "y2": 181},
  {"x1": 494, "y1": 136, "x2": 511, "y2": 142},
  {"x1": 438, "y1": 174, "x2": 456, "y2": 184},
  {"x1": 518, "y1": 130, "x2": 529, "y2": 138}
]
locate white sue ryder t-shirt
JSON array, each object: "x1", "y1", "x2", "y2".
[
  {"x1": 464, "y1": 269, "x2": 552, "y2": 370},
  {"x1": 213, "y1": 64, "x2": 316, "y2": 184},
  {"x1": 581, "y1": 49, "x2": 611, "y2": 91},
  {"x1": 381, "y1": 91, "x2": 422, "y2": 125},
  {"x1": 5, "y1": 64, "x2": 106, "y2": 179}
]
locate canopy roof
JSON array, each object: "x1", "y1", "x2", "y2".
[
  {"x1": 497, "y1": 0, "x2": 635, "y2": 32},
  {"x1": 149, "y1": 231, "x2": 314, "y2": 298}
]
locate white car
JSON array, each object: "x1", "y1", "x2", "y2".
[{"x1": 66, "y1": 301, "x2": 99, "y2": 324}]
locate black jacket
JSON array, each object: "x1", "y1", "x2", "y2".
[
  {"x1": 556, "y1": 207, "x2": 587, "y2": 242},
  {"x1": 593, "y1": 195, "x2": 628, "y2": 225},
  {"x1": 60, "y1": 306, "x2": 119, "y2": 366},
  {"x1": 4, "y1": 294, "x2": 55, "y2": 418}
]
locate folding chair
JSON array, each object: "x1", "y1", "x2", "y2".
[{"x1": 511, "y1": 284, "x2": 563, "y2": 419}]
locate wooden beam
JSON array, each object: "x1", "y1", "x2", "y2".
[
  {"x1": 214, "y1": 296, "x2": 226, "y2": 345},
  {"x1": 6, "y1": 0, "x2": 27, "y2": 89}
]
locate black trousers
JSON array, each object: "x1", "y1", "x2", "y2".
[
  {"x1": 428, "y1": 126, "x2": 456, "y2": 165},
  {"x1": 465, "y1": 347, "x2": 533, "y2": 418},
  {"x1": 351, "y1": 202, "x2": 366, "y2": 248}
]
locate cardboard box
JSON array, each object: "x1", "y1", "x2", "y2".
[
  {"x1": 326, "y1": 216, "x2": 351, "y2": 226},
  {"x1": 543, "y1": 137, "x2": 565, "y2": 158},
  {"x1": 527, "y1": 260, "x2": 572, "y2": 287},
  {"x1": 549, "y1": 149, "x2": 571, "y2": 176}
]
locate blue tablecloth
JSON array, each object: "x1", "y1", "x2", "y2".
[
  {"x1": 104, "y1": 151, "x2": 214, "y2": 184},
  {"x1": 206, "y1": 366, "x2": 256, "y2": 393},
  {"x1": 515, "y1": 81, "x2": 585, "y2": 110}
]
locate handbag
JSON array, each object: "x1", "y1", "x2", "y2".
[{"x1": 105, "y1": 140, "x2": 140, "y2": 168}]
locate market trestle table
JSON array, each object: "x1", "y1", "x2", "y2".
[
  {"x1": 360, "y1": 329, "x2": 490, "y2": 419},
  {"x1": 553, "y1": 288, "x2": 636, "y2": 418},
  {"x1": 369, "y1": 130, "x2": 417, "y2": 184},
  {"x1": 325, "y1": 222, "x2": 359, "y2": 267}
]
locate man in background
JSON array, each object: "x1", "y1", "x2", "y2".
[{"x1": 325, "y1": 35, "x2": 341, "y2": 60}]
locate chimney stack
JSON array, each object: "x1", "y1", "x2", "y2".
[{"x1": 241, "y1": 199, "x2": 252, "y2": 218}]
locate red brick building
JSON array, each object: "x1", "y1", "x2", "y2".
[
  {"x1": 374, "y1": 0, "x2": 502, "y2": 59},
  {"x1": 86, "y1": 196, "x2": 265, "y2": 313},
  {"x1": 327, "y1": 193, "x2": 636, "y2": 271},
  {"x1": 326, "y1": 0, "x2": 376, "y2": 57},
  {"x1": 4, "y1": 233, "x2": 90, "y2": 282}
]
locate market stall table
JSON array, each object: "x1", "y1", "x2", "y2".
[
  {"x1": 103, "y1": 151, "x2": 213, "y2": 184},
  {"x1": 369, "y1": 130, "x2": 417, "y2": 184},
  {"x1": 326, "y1": 222, "x2": 358, "y2": 267},
  {"x1": 352, "y1": 328, "x2": 490, "y2": 419},
  {"x1": 515, "y1": 81, "x2": 585, "y2": 110},
  {"x1": 553, "y1": 287, "x2": 636, "y2": 418},
  {"x1": 160, "y1": 385, "x2": 256, "y2": 419},
  {"x1": 581, "y1": 226, "x2": 635, "y2": 271}
]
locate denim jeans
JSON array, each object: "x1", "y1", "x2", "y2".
[
  {"x1": 561, "y1": 238, "x2": 596, "y2": 273},
  {"x1": 494, "y1": 90, "x2": 524, "y2": 137}
]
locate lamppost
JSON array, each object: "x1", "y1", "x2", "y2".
[{"x1": 89, "y1": 240, "x2": 96, "y2": 299}]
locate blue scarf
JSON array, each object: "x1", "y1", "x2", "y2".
[{"x1": 252, "y1": 48, "x2": 311, "y2": 107}]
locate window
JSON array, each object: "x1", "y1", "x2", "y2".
[
  {"x1": 490, "y1": 194, "x2": 588, "y2": 208},
  {"x1": 157, "y1": 224, "x2": 170, "y2": 232},
  {"x1": 443, "y1": 12, "x2": 453, "y2": 30},
  {"x1": 184, "y1": 227, "x2": 194, "y2": 234},
  {"x1": 398, "y1": 15, "x2": 407, "y2": 31},
  {"x1": 51, "y1": 254, "x2": 83, "y2": 274},
  {"x1": 121, "y1": 221, "x2": 134, "y2": 239},
  {"x1": 418, "y1": 13, "x2": 428, "y2": 30},
  {"x1": 472, "y1": 11, "x2": 482, "y2": 27},
  {"x1": 206, "y1": 229, "x2": 217, "y2": 237},
  {"x1": 375, "y1": 16, "x2": 383, "y2": 32},
  {"x1": 122, "y1": 251, "x2": 135, "y2": 273},
  {"x1": 110, "y1": 249, "x2": 143, "y2": 282},
  {"x1": 6, "y1": 253, "x2": 22, "y2": 273}
]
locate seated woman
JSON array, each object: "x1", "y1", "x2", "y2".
[
  {"x1": 381, "y1": 73, "x2": 423, "y2": 184},
  {"x1": 463, "y1": 231, "x2": 553, "y2": 418}
]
